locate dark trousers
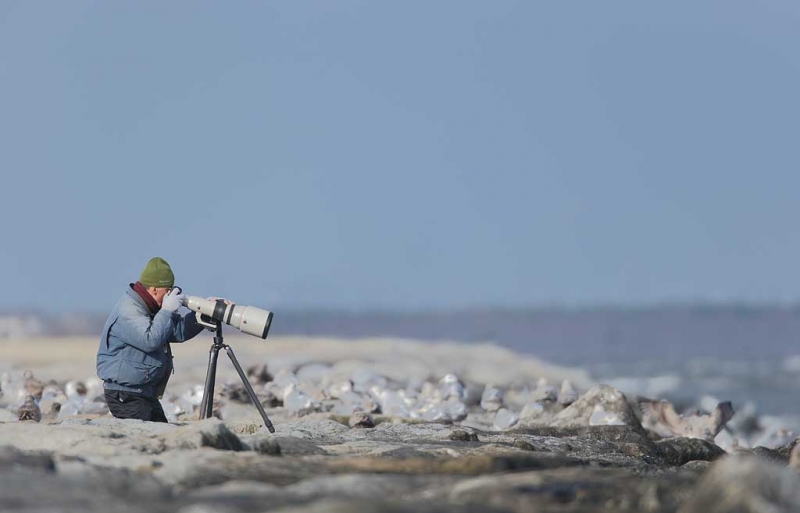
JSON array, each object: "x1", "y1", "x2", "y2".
[{"x1": 105, "y1": 390, "x2": 168, "y2": 423}]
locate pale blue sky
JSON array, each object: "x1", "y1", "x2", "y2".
[{"x1": 1, "y1": 1, "x2": 799, "y2": 312}]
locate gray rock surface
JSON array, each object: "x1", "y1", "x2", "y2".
[
  {"x1": 3, "y1": 337, "x2": 794, "y2": 513},
  {"x1": 0, "y1": 405, "x2": 784, "y2": 513},
  {"x1": 159, "y1": 418, "x2": 244, "y2": 451},
  {"x1": 678, "y1": 456, "x2": 800, "y2": 513}
]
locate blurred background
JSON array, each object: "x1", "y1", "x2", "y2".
[{"x1": 1, "y1": 2, "x2": 799, "y2": 420}]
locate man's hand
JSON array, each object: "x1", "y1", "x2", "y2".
[{"x1": 162, "y1": 289, "x2": 186, "y2": 312}]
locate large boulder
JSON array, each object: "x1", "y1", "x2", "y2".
[
  {"x1": 655, "y1": 438, "x2": 726, "y2": 466},
  {"x1": 549, "y1": 385, "x2": 641, "y2": 430}
]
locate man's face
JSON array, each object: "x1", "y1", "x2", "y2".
[{"x1": 148, "y1": 287, "x2": 171, "y2": 307}]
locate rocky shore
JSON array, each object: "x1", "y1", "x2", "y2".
[{"x1": 1, "y1": 336, "x2": 799, "y2": 512}]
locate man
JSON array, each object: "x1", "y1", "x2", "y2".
[{"x1": 97, "y1": 257, "x2": 204, "y2": 422}]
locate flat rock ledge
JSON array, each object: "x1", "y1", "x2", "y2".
[{"x1": 1, "y1": 416, "x2": 798, "y2": 513}]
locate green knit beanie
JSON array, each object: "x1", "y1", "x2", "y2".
[{"x1": 139, "y1": 257, "x2": 175, "y2": 288}]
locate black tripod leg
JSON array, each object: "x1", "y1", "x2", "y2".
[
  {"x1": 223, "y1": 345, "x2": 276, "y2": 433},
  {"x1": 199, "y1": 345, "x2": 220, "y2": 420}
]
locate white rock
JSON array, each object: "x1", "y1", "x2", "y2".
[
  {"x1": 416, "y1": 382, "x2": 441, "y2": 405},
  {"x1": 297, "y1": 381, "x2": 327, "y2": 402},
  {"x1": 557, "y1": 380, "x2": 578, "y2": 406},
  {"x1": 551, "y1": 385, "x2": 638, "y2": 428},
  {"x1": 181, "y1": 385, "x2": 206, "y2": 406},
  {"x1": 397, "y1": 389, "x2": 417, "y2": 408},
  {"x1": 533, "y1": 378, "x2": 557, "y2": 402},
  {"x1": 40, "y1": 384, "x2": 63, "y2": 402},
  {"x1": 283, "y1": 384, "x2": 316, "y2": 415},
  {"x1": 502, "y1": 386, "x2": 538, "y2": 411},
  {"x1": 374, "y1": 389, "x2": 409, "y2": 418},
  {"x1": 65, "y1": 381, "x2": 86, "y2": 401},
  {"x1": 439, "y1": 374, "x2": 467, "y2": 402},
  {"x1": 329, "y1": 390, "x2": 377, "y2": 415},
  {"x1": 480, "y1": 386, "x2": 503, "y2": 412},
  {"x1": 406, "y1": 375, "x2": 427, "y2": 394},
  {"x1": 327, "y1": 380, "x2": 353, "y2": 399},
  {"x1": 360, "y1": 394, "x2": 380, "y2": 413},
  {"x1": 351, "y1": 368, "x2": 386, "y2": 393},
  {"x1": 589, "y1": 405, "x2": 625, "y2": 426},
  {"x1": 264, "y1": 381, "x2": 290, "y2": 401},
  {"x1": 80, "y1": 400, "x2": 109, "y2": 416},
  {"x1": 0, "y1": 372, "x2": 26, "y2": 404},
  {"x1": 85, "y1": 377, "x2": 104, "y2": 398},
  {"x1": 519, "y1": 402, "x2": 546, "y2": 423},
  {"x1": 445, "y1": 401, "x2": 468, "y2": 422},
  {"x1": 493, "y1": 408, "x2": 519, "y2": 430},
  {"x1": 414, "y1": 403, "x2": 449, "y2": 422},
  {"x1": 160, "y1": 399, "x2": 181, "y2": 422},
  {"x1": 57, "y1": 401, "x2": 81, "y2": 419}
]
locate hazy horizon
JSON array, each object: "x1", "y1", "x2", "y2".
[{"x1": 8, "y1": 296, "x2": 800, "y2": 316}]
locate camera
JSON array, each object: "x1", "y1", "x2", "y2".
[{"x1": 180, "y1": 294, "x2": 273, "y2": 339}]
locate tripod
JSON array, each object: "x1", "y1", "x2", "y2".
[{"x1": 198, "y1": 319, "x2": 275, "y2": 433}]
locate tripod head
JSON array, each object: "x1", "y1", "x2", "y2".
[{"x1": 197, "y1": 314, "x2": 222, "y2": 333}]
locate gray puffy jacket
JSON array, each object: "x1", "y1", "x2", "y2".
[{"x1": 97, "y1": 286, "x2": 203, "y2": 398}]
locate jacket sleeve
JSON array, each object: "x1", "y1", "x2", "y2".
[
  {"x1": 118, "y1": 308, "x2": 176, "y2": 353},
  {"x1": 169, "y1": 311, "x2": 205, "y2": 343}
]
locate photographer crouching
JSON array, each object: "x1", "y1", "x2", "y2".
[{"x1": 96, "y1": 257, "x2": 204, "y2": 422}]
